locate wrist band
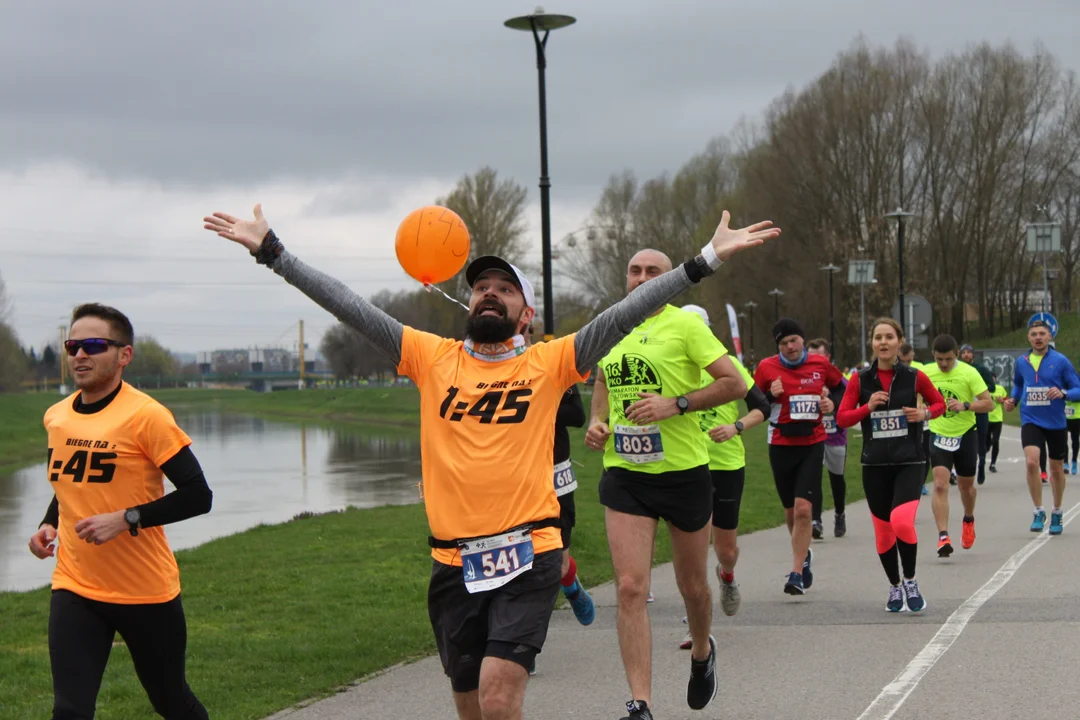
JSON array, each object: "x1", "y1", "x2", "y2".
[
  {"x1": 700, "y1": 242, "x2": 723, "y2": 270},
  {"x1": 254, "y1": 229, "x2": 285, "y2": 267}
]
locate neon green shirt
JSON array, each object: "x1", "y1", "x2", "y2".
[
  {"x1": 698, "y1": 356, "x2": 755, "y2": 471},
  {"x1": 989, "y1": 385, "x2": 1007, "y2": 423},
  {"x1": 924, "y1": 360, "x2": 988, "y2": 437},
  {"x1": 1066, "y1": 397, "x2": 1080, "y2": 421},
  {"x1": 600, "y1": 305, "x2": 728, "y2": 474}
]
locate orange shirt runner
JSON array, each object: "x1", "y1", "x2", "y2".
[
  {"x1": 45, "y1": 383, "x2": 192, "y2": 604},
  {"x1": 398, "y1": 328, "x2": 588, "y2": 567}
]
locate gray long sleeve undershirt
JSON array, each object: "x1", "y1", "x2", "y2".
[{"x1": 270, "y1": 250, "x2": 697, "y2": 375}]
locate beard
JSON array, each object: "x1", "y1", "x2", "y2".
[{"x1": 465, "y1": 300, "x2": 521, "y2": 343}]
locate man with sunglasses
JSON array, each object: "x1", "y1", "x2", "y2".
[{"x1": 27, "y1": 303, "x2": 213, "y2": 720}]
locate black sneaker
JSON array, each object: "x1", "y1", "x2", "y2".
[
  {"x1": 812, "y1": 520, "x2": 823, "y2": 539},
  {"x1": 834, "y1": 512, "x2": 847, "y2": 537},
  {"x1": 686, "y1": 635, "x2": 717, "y2": 710},
  {"x1": 621, "y1": 700, "x2": 654, "y2": 719},
  {"x1": 989, "y1": 464, "x2": 997, "y2": 473},
  {"x1": 802, "y1": 549, "x2": 814, "y2": 589}
]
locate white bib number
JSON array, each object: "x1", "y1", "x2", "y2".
[
  {"x1": 823, "y1": 414, "x2": 838, "y2": 434},
  {"x1": 788, "y1": 394, "x2": 821, "y2": 421},
  {"x1": 1026, "y1": 386, "x2": 1051, "y2": 407},
  {"x1": 1068, "y1": 405, "x2": 1076, "y2": 418},
  {"x1": 460, "y1": 530, "x2": 534, "y2": 594},
  {"x1": 870, "y1": 409, "x2": 908, "y2": 439},
  {"x1": 553, "y1": 459, "x2": 577, "y2": 497},
  {"x1": 933, "y1": 434, "x2": 962, "y2": 452},
  {"x1": 613, "y1": 424, "x2": 665, "y2": 464}
]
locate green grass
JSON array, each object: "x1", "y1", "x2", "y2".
[
  {"x1": 0, "y1": 393, "x2": 60, "y2": 474},
  {"x1": 0, "y1": 387, "x2": 862, "y2": 719}
]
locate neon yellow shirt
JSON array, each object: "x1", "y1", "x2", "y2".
[
  {"x1": 989, "y1": 385, "x2": 1007, "y2": 423},
  {"x1": 924, "y1": 360, "x2": 988, "y2": 438},
  {"x1": 698, "y1": 356, "x2": 755, "y2": 471},
  {"x1": 600, "y1": 305, "x2": 728, "y2": 473}
]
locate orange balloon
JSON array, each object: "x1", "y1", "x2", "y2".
[{"x1": 395, "y1": 205, "x2": 471, "y2": 285}]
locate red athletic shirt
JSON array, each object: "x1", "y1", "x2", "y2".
[
  {"x1": 754, "y1": 354, "x2": 846, "y2": 446},
  {"x1": 836, "y1": 368, "x2": 946, "y2": 428}
]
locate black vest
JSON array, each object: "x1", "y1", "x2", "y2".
[{"x1": 858, "y1": 361, "x2": 925, "y2": 466}]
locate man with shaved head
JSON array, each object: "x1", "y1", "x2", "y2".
[{"x1": 586, "y1": 248, "x2": 747, "y2": 718}]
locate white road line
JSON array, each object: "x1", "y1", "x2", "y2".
[{"x1": 856, "y1": 501, "x2": 1080, "y2": 720}]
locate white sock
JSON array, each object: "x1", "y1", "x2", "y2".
[
  {"x1": 1052, "y1": 507, "x2": 1062, "y2": 514},
  {"x1": 1035, "y1": 506, "x2": 1045, "y2": 514}
]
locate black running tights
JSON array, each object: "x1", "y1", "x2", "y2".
[
  {"x1": 863, "y1": 465, "x2": 923, "y2": 586},
  {"x1": 49, "y1": 589, "x2": 208, "y2": 720}
]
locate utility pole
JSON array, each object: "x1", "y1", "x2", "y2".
[
  {"x1": 57, "y1": 325, "x2": 67, "y2": 391},
  {"x1": 298, "y1": 320, "x2": 306, "y2": 390}
]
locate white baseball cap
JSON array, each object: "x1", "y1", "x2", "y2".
[
  {"x1": 465, "y1": 256, "x2": 536, "y2": 308},
  {"x1": 681, "y1": 304, "x2": 711, "y2": 327}
]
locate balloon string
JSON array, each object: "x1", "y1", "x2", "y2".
[{"x1": 424, "y1": 283, "x2": 470, "y2": 312}]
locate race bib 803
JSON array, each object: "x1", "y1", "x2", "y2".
[{"x1": 613, "y1": 424, "x2": 665, "y2": 464}]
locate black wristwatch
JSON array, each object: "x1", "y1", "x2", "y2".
[
  {"x1": 734, "y1": 420, "x2": 745, "y2": 435},
  {"x1": 675, "y1": 396, "x2": 691, "y2": 415},
  {"x1": 963, "y1": 401, "x2": 971, "y2": 411},
  {"x1": 124, "y1": 508, "x2": 141, "y2": 537}
]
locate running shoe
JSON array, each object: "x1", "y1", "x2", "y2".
[
  {"x1": 646, "y1": 591, "x2": 654, "y2": 603},
  {"x1": 686, "y1": 635, "x2": 717, "y2": 710},
  {"x1": 802, "y1": 549, "x2": 814, "y2": 589},
  {"x1": 1050, "y1": 510, "x2": 1064, "y2": 535},
  {"x1": 622, "y1": 700, "x2": 654, "y2": 720},
  {"x1": 961, "y1": 517, "x2": 976, "y2": 549},
  {"x1": 886, "y1": 584, "x2": 905, "y2": 612},
  {"x1": 937, "y1": 534, "x2": 953, "y2": 557},
  {"x1": 565, "y1": 581, "x2": 595, "y2": 626},
  {"x1": 1041, "y1": 471, "x2": 1048, "y2": 484},
  {"x1": 834, "y1": 512, "x2": 847, "y2": 538},
  {"x1": 678, "y1": 630, "x2": 693, "y2": 650},
  {"x1": 812, "y1": 520, "x2": 823, "y2": 540},
  {"x1": 921, "y1": 484, "x2": 929, "y2": 495},
  {"x1": 1066, "y1": 464, "x2": 1072, "y2": 475},
  {"x1": 1073, "y1": 461, "x2": 1078, "y2": 476},
  {"x1": 902, "y1": 578, "x2": 926, "y2": 612},
  {"x1": 716, "y1": 565, "x2": 741, "y2": 617},
  {"x1": 783, "y1": 571, "x2": 804, "y2": 595},
  {"x1": 1031, "y1": 509, "x2": 1046, "y2": 532},
  {"x1": 528, "y1": 659, "x2": 537, "y2": 676},
  {"x1": 950, "y1": 471, "x2": 957, "y2": 486},
  {"x1": 989, "y1": 464, "x2": 997, "y2": 473}
]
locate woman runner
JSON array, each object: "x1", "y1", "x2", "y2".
[{"x1": 836, "y1": 318, "x2": 945, "y2": 612}]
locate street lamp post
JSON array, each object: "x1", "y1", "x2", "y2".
[
  {"x1": 885, "y1": 208, "x2": 916, "y2": 333},
  {"x1": 821, "y1": 263, "x2": 840, "y2": 355},
  {"x1": 505, "y1": 7, "x2": 576, "y2": 340},
  {"x1": 744, "y1": 300, "x2": 757, "y2": 367},
  {"x1": 848, "y1": 259, "x2": 877, "y2": 365},
  {"x1": 768, "y1": 288, "x2": 784, "y2": 322}
]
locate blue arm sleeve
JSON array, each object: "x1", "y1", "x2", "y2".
[
  {"x1": 1062, "y1": 363, "x2": 1080, "y2": 402},
  {"x1": 1012, "y1": 360, "x2": 1024, "y2": 402}
]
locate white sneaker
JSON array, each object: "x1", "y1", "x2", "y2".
[{"x1": 716, "y1": 565, "x2": 741, "y2": 616}]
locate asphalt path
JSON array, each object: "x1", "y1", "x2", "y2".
[{"x1": 267, "y1": 425, "x2": 1080, "y2": 719}]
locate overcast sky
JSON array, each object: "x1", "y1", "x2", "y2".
[{"x1": 2, "y1": 0, "x2": 1078, "y2": 356}]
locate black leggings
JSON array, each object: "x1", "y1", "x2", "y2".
[
  {"x1": 988, "y1": 421, "x2": 1002, "y2": 465},
  {"x1": 49, "y1": 590, "x2": 208, "y2": 720},
  {"x1": 862, "y1": 465, "x2": 923, "y2": 586},
  {"x1": 811, "y1": 472, "x2": 847, "y2": 523}
]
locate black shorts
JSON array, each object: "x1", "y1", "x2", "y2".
[
  {"x1": 711, "y1": 468, "x2": 745, "y2": 530},
  {"x1": 557, "y1": 491, "x2": 576, "y2": 549},
  {"x1": 768, "y1": 443, "x2": 825, "y2": 509},
  {"x1": 1022, "y1": 423, "x2": 1068, "y2": 461},
  {"x1": 428, "y1": 549, "x2": 561, "y2": 692},
  {"x1": 929, "y1": 428, "x2": 978, "y2": 477},
  {"x1": 598, "y1": 464, "x2": 712, "y2": 532}
]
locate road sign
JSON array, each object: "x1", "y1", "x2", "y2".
[
  {"x1": 891, "y1": 294, "x2": 932, "y2": 349},
  {"x1": 1027, "y1": 312, "x2": 1058, "y2": 338},
  {"x1": 1026, "y1": 223, "x2": 1061, "y2": 254}
]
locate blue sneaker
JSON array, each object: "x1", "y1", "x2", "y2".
[
  {"x1": 902, "y1": 578, "x2": 926, "y2": 612},
  {"x1": 1031, "y1": 509, "x2": 1047, "y2": 532},
  {"x1": 1050, "y1": 510, "x2": 1064, "y2": 536},
  {"x1": 564, "y1": 580, "x2": 595, "y2": 626},
  {"x1": 921, "y1": 484, "x2": 929, "y2": 496},
  {"x1": 886, "y1": 585, "x2": 905, "y2": 612},
  {"x1": 783, "y1": 571, "x2": 804, "y2": 595},
  {"x1": 802, "y1": 549, "x2": 814, "y2": 589},
  {"x1": 1073, "y1": 462, "x2": 1078, "y2": 476}
]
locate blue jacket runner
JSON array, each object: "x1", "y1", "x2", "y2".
[{"x1": 1011, "y1": 348, "x2": 1080, "y2": 429}]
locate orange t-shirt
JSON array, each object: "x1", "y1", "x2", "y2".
[
  {"x1": 44, "y1": 382, "x2": 192, "y2": 604},
  {"x1": 397, "y1": 328, "x2": 588, "y2": 566}
]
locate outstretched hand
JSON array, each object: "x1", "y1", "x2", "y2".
[
  {"x1": 203, "y1": 204, "x2": 270, "y2": 254},
  {"x1": 709, "y1": 211, "x2": 781, "y2": 262}
]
